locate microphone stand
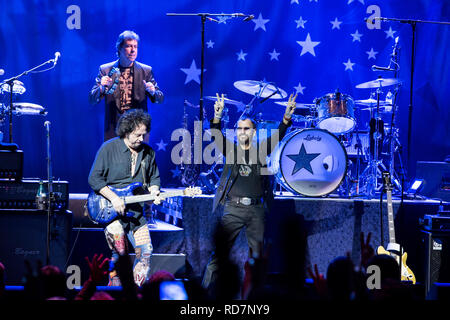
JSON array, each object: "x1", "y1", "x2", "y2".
[
  {"x1": 44, "y1": 121, "x2": 54, "y2": 266},
  {"x1": 166, "y1": 12, "x2": 253, "y2": 133},
  {"x1": 0, "y1": 57, "x2": 57, "y2": 143},
  {"x1": 375, "y1": 17, "x2": 450, "y2": 176}
]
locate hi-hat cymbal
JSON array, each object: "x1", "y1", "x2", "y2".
[
  {"x1": 234, "y1": 80, "x2": 287, "y2": 99},
  {"x1": 355, "y1": 78, "x2": 401, "y2": 89},
  {"x1": 354, "y1": 98, "x2": 391, "y2": 106},
  {"x1": 204, "y1": 96, "x2": 244, "y2": 106},
  {"x1": 1, "y1": 80, "x2": 26, "y2": 94},
  {"x1": 12, "y1": 102, "x2": 47, "y2": 116},
  {"x1": 274, "y1": 101, "x2": 316, "y2": 109}
]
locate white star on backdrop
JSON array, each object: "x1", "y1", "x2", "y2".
[
  {"x1": 295, "y1": 16, "x2": 307, "y2": 29},
  {"x1": 206, "y1": 40, "x2": 215, "y2": 48},
  {"x1": 252, "y1": 13, "x2": 270, "y2": 31},
  {"x1": 350, "y1": 30, "x2": 363, "y2": 42},
  {"x1": 343, "y1": 59, "x2": 355, "y2": 71},
  {"x1": 296, "y1": 33, "x2": 320, "y2": 57},
  {"x1": 268, "y1": 49, "x2": 280, "y2": 61},
  {"x1": 180, "y1": 59, "x2": 204, "y2": 84},
  {"x1": 156, "y1": 139, "x2": 168, "y2": 151},
  {"x1": 330, "y1": 17, "x2": 342, "y2": 30},
  {"x1": 385, "y1": 27, "x2": 397, "y2": 39},
  {"x1": 236, "y1": 49, "x2": 248, "y2": 61},
  {"x1": 366, "y1": 48, "x2": 378, "y2": 59},
  {"x1": 294, "y1": 82, "x2": 306, "y2": 94}
]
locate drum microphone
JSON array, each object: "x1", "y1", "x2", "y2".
[
  {"x1": 371, "y1": 65, "x2": 396, "y2": 72},
  {"x1": 391, "y1": 36, "x2": 399, "y2": 57},
  {"x1": 243, "y1": 14, "x2": 254, "y2": 21}
]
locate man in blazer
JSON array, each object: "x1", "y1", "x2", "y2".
[
  {"x1": 201, "y1": 93, "x2": 298, "y2": 293},
  {"x1": 89, "y1": 30, "x2": 164, "y2": 141}
]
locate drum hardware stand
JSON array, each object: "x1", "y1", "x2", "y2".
[
  {"x1": 236, "y1": 83, "x2": 268, "y2": 124},
  {"x1": 349, "y1": 122, "x2": 366, "y2": 197},
  {"x1": 385, "y1": 83, "x2": 405, "y2": 195},
  {"x1": 167, "y1": 12, "x2": 253, "y2": 142},
  {"x1": 374, "y1": 17, "x2": 450, "y2": 175},
  {"x1": 359, "y1": 85, "x2": 386, "y2": 199},
  {"x1": 0, "y1": 55, "x2": 58, "y2": 143}
]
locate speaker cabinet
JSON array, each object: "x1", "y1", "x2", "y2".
[
  {"x1": 0, "y1": 209, "x2": 72, "y2": 285},
  {"x1": 421, "y1": 230, "x2": 450, "y2": 296}
]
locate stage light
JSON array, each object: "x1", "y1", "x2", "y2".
[{"x1": 407, "y1": 179, "x2": 424, "y2": 195}]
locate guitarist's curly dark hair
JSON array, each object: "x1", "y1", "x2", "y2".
[{"x1": 115, "y1": 109, "x2": 151, "y2": 138}]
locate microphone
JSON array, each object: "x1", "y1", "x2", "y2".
[
  {"x1": 391, "y1": 36, "x2": 400, "y2": 57},
  {"x1": 0, "y1": 69, "x2": 4, "y2": 76},
  {"x1": 54, "y1": 52, "x2": 61, "y2": 64},
  {"x1": 44, "y1": 121, "x2": 51, "y2": 130},
  {"x1": 243, "y1": 14, "x2": 254, "y2": 22},
  {"x1": 372, "y1": 65, "x2": 396, "y2": 72}
]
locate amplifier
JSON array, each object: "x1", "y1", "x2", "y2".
[
  {"x1": 0, "y1": 150, "x2": 23, "y2": 180},
  {"x1": 0, "y1": 179, "x2": 69, "y2": 209},
  {"x1": 420, "y1": 212, "x2": 450, "y2": 232}
]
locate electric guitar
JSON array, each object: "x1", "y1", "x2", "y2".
[
  {"x1": 377, "y1": 171, "x2": 416, "y2": 283},
  {"x1": 87, "y1": 182, "x2": 202, "y2": 225}
]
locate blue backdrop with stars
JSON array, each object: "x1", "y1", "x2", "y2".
[{"x1": 0, "y1": 0, "x2": 448, "y2": 192}]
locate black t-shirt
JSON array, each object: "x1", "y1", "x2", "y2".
[{"x1": 228, "y1": 149, "x2": 263, "y2": 199}]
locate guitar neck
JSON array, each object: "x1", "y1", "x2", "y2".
[
  {"x1": 386, "y1": 189, "x2": 396, "y2": 244},
  {"x1": 123, "y1": 190, "x2": 184, "y2": 205}
]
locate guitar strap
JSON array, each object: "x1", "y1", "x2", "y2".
[{"x1": 141, "y1": 159, "x2": 147, "y2": 189}]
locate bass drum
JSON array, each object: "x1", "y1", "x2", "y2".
[{"x1": 272, "y1": 128, "x2": 348, "y2": 197}]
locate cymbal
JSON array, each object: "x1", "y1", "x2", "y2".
[
  {"x1": 360, "y1": 105, "x2": 393, "y2": 112},
  {"x1": 274, "y1": 101, "x2": 316, "y2": 109},
  {"x1": 354, "y1": 98, "x2": 391, "y2": 106},
  {"x1": 355, "y1": 78, "x2": 401, "y2": 89},
  {"x1": 204, "y1": 96, "x2": 244, "y2": 106},
  {"x1": 12, "y1": 102, "x2": 47, "y2": 116},
  {"x1": 233, "y1": 80, "x2": 287, "y2": 99},
  {"x1": 1, "y1": 80, "x2": 26, "y2": 94}
]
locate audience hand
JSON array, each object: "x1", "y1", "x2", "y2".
[
  {"x1": 307, "y1": 264, "x2": 328, "y2": 298},
  {"x1": 85, "y1": 254, "x2": 110, "y2": 284},
  {"x1": 360, "y1": 232, "x2": 374, "y2": 269}
]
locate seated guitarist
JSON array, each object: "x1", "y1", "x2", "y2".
[{"x1": 88, "y1": 109, "x2": 162, "y2": 286}]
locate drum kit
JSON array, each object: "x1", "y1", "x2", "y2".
[
  {"x1": 200, "y1": 76, "x2": 404, "y2": 199},
  {"x1": 0, "y1": 80, "x2": 47, "y2": 142}
]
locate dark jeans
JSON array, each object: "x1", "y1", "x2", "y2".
[{"x1": 201, "y1": 201, "x2": 265, "y2": 289}]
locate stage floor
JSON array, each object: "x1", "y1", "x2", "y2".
[{"x1": 67, "y1": 191, "x2": 444, "y2": 285}]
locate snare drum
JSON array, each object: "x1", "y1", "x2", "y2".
[
  {"x1": 271, "y1": 128, "x2": 347, "y2": 196},
  {"x1": 316, "y1": 92, "x2": 356, "y2": 134}
]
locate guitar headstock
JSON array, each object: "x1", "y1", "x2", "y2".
[
  {"x1": 183, "y1": 186, "x2": 203, "y2": 197},
  {"x1": 382, "y1": 171, "x2": 392, "y2": 191}
]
